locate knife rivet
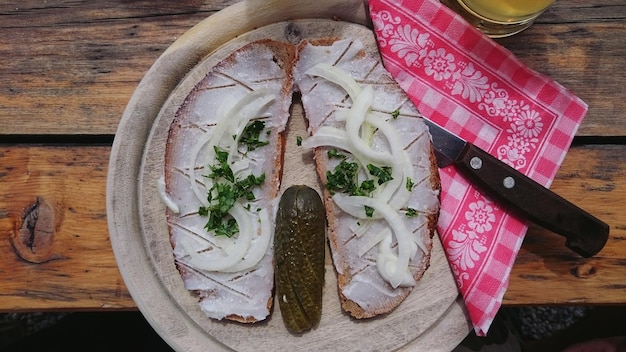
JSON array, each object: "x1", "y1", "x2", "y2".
[
  {"x1": 469, "y1": 157, "x2": 482, "y2": 170},
  {"x1": 503, "y1": 176, "x2": 515, "y2": 189}
]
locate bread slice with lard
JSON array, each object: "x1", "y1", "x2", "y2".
[
  {"x1": 164, "y1": 40, "x2": 294, "y2": 323},
  {"x1": 295, "y1": 38, "x2": 441, "y2": 318}
]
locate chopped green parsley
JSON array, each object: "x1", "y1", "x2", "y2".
[
  {"x1": 325, "y1": 160, "x2": 360, "y2": 195},
  {"x1": 406, "y1": 177, "x2": 414, "y2": 191},
  {"x1": 325, "y1": 159, "x2": 394, "y2": 209},
  {"x1": 240, "y1": 120, "x2": 269, "y2": 151},
  {"x1": 327, "y1": 148, "x2": 347, "y2": 159},
  {"x1": 199, "y1": 120, "x2": 270, "y2": 237},
  {"x1": 208, "y1": 146, "x2": 234, "y2": 182},
  {"x1": 200, "y1": 171, "x2": 265, "y2": 237},
  {"x1": 367, "y1": 164, "x2": 393, "y2": 185}
]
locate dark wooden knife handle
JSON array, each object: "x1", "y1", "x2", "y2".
[{"x1": 456, "y1": 143, "x2": 609, "y2": 257}]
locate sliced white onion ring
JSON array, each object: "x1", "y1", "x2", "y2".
[
  {"x1": 345, "y1": 85, "x2": 392, "y2": 166},
  {"x1": 185, "y1": 202, "x2": 252, "y2": 272},
  {"x1": 332, "y1": 194, "x2": 421, "y2": 288},
  {"x1": 302, "y1": 126, "x2": 384, "y2": 179},
  {"x1": 187, "y1": 89, "x2": 274, "y2": 204},
  {"x1": 365, "y1": 112, "x2": 413, "y2": 209},
  {"x1": 157, "y1": 176, "x2": 180, "y2": 213},
  {"x1": 306, "y1": 63, "x2": 361, "y2": 101},
  {"x1": 187, "y1": 131, "x2": 216, "y2": 204},
  {"x1": 376, "y1": 233, "x2": 417, "y2": 288},
  {"x1": 204, "y1": 90, "x2": 274, "y2": 170},
  {"x1": 220, "y1": 208, "x2": 272, "y2": 273},
  {"x1": 301, "y1": 126, "x2": 352, "y2": 152}
]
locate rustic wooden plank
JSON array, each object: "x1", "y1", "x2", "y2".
[
  {"x1": 0, "y1": 0, "x2": 624, "y2": 136},
  {"x1": 499, "y1": 0, "x2": 626, "y2": 137},
  {"x1": 0, "y1": 145, "x2": 135, "y2": 310},
  {"x1": 0, "y1": 143, "x2": 624, "y2": 310},
  {"x1": 0, "y1": 0, "x2": 237, "y2": 136},
  {"x1": 506, "y1": 144, "x2": 626, "y2": 305}
]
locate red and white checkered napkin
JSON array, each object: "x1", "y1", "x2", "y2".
[{"x1": 369, "y1": 0, "x2": 588, "y2": 336}]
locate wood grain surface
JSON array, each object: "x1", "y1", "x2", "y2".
[
  {"x1": 0, "y1": 146, "x2": 133, "y2": 310},
  {"x1": 2, "y1": 144, "x2": 625, "y2": 311},
  {"x1": 0, "y1": 0, "x2": 624, "y2": 328},
  {"x1": 1, "y1": 1, "x2": 623, "y2": 137}
]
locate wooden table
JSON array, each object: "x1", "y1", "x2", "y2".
[{"x1": 0, "y1": 0, "x2": 624, "y2": 318}]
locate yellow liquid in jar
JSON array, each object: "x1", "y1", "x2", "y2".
[{"x1": 458, "y1": 0, "x2": 555, "y2": 23}]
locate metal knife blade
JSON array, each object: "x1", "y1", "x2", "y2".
[{"x1": 423, "y1": 118, "x2": 609, "y2": 258}]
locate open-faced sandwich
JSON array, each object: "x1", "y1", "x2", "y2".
[
  {"x1": 296, "y1": 38, "x2": 441, "y2": 318},
  {"x1": 163, "y1": 40, "x2": 294, "y2": 323},
  {"x1": 161, "y1": 36, "x2": 440, "y2": 324}
]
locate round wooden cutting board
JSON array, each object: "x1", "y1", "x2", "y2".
[{"x1": 107, "y1": 1, "x2": 471, "y2": 351}]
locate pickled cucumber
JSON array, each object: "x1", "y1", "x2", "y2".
[{"x1": 274, "y1": 185, "x2": 326, "y2": 333}]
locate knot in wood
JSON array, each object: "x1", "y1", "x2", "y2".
[
  {"x1": 284, "y1": 22, "x2": 303, "y2": 44},
  {"x1": 571, "y1": 262, "x2": 598, "y2": 279},
  {"x1": 11, "y1": 196, "x2": 59, "y2": 264}
]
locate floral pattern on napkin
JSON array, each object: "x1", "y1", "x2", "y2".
[{"x1": 369, "y1": 0, "x2": 588, "y2": 335}]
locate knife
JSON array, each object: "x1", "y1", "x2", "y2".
[{"x1": 423, "y1": 119, "x2": 609, "y2": 258}]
